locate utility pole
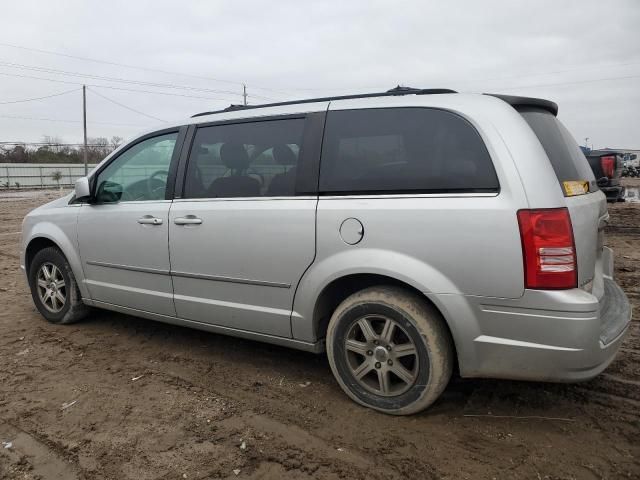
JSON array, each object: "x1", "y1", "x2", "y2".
[
  {"x1": 83, "y1": 85, "x2": 88, "y2": 175},
  {"x1": 242, "y1": 84, "x2": 247, "y2": 106}
]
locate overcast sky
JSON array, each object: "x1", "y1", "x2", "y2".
[{"x1": 1, "y1": 0, "x2": 639, "y2": 149}]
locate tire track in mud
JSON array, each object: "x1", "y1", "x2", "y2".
[
  {"x1": 0, "y1": 420, "x2": 79, "y2": 480},
  {"x1": 0, "y1": 188, "x2": 639, "y2": 479}
]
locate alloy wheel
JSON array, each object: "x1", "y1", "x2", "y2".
[
  {"x1": 36, "y1": 262, "x2": 66, "y2": 313},
  {"x1": 344, "y1": 315, "x2": 419, "y2": 397}
]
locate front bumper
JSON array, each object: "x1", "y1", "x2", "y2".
[{"x1": 435, "y1": 249, "x2": 632, "y2": 382}]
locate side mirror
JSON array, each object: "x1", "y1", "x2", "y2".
[
  {"x1": 596, "y1": 176, "x2": 609, "y2": 187},
  {"x1": 74, "y1": 176, "x2": 91, "y2": 201}
]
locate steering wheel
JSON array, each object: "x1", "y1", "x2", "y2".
[{"x1": 147, "y1": 170, "x2": 169, "y2": 199}]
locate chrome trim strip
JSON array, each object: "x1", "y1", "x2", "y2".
[
  {"x1": 172, "y1": 196, "x2": 316, "y2": 203},
  {"x1": 320, "y1": 192, "x2": 498, "y2": 200},
  {"x1": 86, "y1": 260, "x2": 290, "y2": 288},
  {"x1": 86, "y1": 261, "x2": 170, "y2": 276},
  {"x1": 474, "y1": 335, "x2": 582, "y2": 352},
  {"x1": 171, "y1": 270, "x2": 290, "y2": 288},
  {"x1": 480, "y1": 306, "x2": 597, "y2": 321}
]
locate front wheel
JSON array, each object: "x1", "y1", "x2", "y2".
[
  {"x1": 28, "y1": 247, "x2": 89, "y2": 324},
  {"x1": 326, "y1": 286, "x2": 453, "y2": 415}
]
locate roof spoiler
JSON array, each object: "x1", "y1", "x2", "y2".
[{"x1": 485, "y1": 93, "x2": 559, "y2": 116}]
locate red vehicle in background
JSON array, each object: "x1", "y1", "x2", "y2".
[{"x1": 585, "y1": 149, "x2": 625, "y2": 202}]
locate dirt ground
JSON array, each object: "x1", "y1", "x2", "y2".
[{"x1": 0, "y1": 182, "x2": 638, "y2": 480}]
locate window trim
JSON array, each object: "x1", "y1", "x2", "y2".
[
  {"x1": 174, "y1": 113, "x2": 322, "y2": 200},
  {"x1": 89, "y1": 126, "x2": 187, "y2": 204},
  {"x1": 318, "y1": 106, "x2": 500, "y2": 196}
]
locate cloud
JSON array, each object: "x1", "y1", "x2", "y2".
[{"x1": 0, "y1": 0, "x2": 638, "y2": 148}]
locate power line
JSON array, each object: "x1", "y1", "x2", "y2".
[
  {"x1": 0, "y1": 114, "x2": 145, "y2": 127},
  {"x1": 0, "y1": 71, "x2": 238, "y2": 102},
  {"x1": 0, "y1": 87, "x2": 80, "y2": 105},
  {"x1": 0, "y1": 41, "x2": 297, "y2": 97},
  {"x1": 455, "y1": 59, "x2": 640, "y2": 87},
  {"x1": 0, "y1": 61, "x2": 280, "y2": 102},
  {"x1": 88, "y1": 87, "x2": 166, "y2": 123},
  {"x1": 0, "y1": 60, "x2": 244, "y2": 96},
  {"x1": 0, "y1": 41, "x2": 250, "y2": 87},
  {"x1": 489, "y1": 73, "x2": 640, "y2": 92}
]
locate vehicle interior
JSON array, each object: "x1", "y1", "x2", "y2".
[{"x1": 183, "y1": 119, "x2": 304, "y2": 198}]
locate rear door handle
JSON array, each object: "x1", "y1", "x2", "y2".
[
  {"x1": 174, "y1": 215, "x2": 202, "y2": 226},
  {"x1": 137, "y1": 215, "x2": 163, "y2": 225}
]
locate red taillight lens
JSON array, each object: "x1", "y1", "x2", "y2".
[
  {"x1": 517, "y1": 208, "x2": 577, "y2": 289},
  {"x1": 601, "y1": 155, "x2": 616, "y2": 178}
]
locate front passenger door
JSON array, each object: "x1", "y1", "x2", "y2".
[{"x1": 77, "y1": 130, "x2": 183, "y2": 316}]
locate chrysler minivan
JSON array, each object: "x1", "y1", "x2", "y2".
[{"x1": 21, "y1": 87, "x2": 631, "y2": 414}]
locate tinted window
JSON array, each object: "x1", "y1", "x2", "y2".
[
  {"x1": 95, "y1": 133, "x2": 177, "y2": 203},
  {"x1": 319, "y1": 108, "x2": 499, "y2": 194},
  {"x1": 184, "y1": 118, "x2": 305, "y2": 198},
  {"x1": 518, "y1": 107, "x2": 596, "y2": 192}
]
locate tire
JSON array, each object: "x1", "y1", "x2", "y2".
[
  {"x1": 28, "y1": 247, "x2": 89, "y2": 325},
  {"x1": 326, "y1": 285, "x2": 453, "y2": 415}
]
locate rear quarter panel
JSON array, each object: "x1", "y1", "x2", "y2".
[{"x1": 292, "y1": 94, "x2": 536, "y2": 342}]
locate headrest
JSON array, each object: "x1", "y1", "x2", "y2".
[
  {"x1": 273, "y1": 144, "x2": 297, "y2": 166},
  {"x1": 220, "y1": 143, "x2": 250, "y2": 170}
]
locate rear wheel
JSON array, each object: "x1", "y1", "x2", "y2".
[
  {"x1": 28, "y1": 247, "x2": 89, "y2": 324},
  {"x1": 326, "y1": 286, "x2": 453, "y2": 415}
]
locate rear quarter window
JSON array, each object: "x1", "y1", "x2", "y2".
[
  {"x1": 517, "y1": 107, "x2": 596, "y2": 193},
  {"x1": 319, "y1": 108, "x2": 499, "y2": 194}
]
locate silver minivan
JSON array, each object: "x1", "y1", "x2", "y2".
[{"x1": 21, "y1": 88, "x2": 631, "y2": 414}]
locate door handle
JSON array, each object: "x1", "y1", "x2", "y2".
[
  {"x1": 174, "y1": 215, "x2": 202, "y2": 226},
  {"x1": 137, "y1": 216, "x2": 163, "y2": 225}
]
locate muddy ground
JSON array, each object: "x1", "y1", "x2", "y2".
[{"x1": 0, "y1": 181, "x2": 638, "y2": 480}]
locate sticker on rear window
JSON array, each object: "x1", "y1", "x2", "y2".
[{"x1": 562, "y1": 180, "x2": 589, "y2": 196}]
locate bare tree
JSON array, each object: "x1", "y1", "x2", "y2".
[
  {"x1": 51, "y1": 170, "x2": 63, "y2": 190},
  {"x1": 110, "y1": 136, "x2": 124, "y2": 150}
]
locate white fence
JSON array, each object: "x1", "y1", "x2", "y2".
[
  {"x1": 0, "y1": 163, "x2": 97, "y2": 189},
  {"x1": 1, "y1": 162, "x2": 294, "y2": 190}
]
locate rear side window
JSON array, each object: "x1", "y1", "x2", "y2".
[
  {"x1": 319, "y1": 108, "x2": 499, "y2": 194},
  {"x1": 518, "y1": 107, "x2": 596, "y2": 193},
  {"x1": 183, "y1": 118, "x2": 305, "y2": 198}
]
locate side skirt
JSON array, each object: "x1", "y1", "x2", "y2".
[{"x1": 83, "y1": 298, "x2": 325, "y2": 354}]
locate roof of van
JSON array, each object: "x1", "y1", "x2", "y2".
[{"x1": 191, "y1": 86, "x2": 559, "y2": 119}]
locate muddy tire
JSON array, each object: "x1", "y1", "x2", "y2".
[
  {"x1": 326, "y1": 285, "x2": 453, "y2": 415},
  {"x1": 28, "y1": 247, "x2": 89, "y2": 325}
]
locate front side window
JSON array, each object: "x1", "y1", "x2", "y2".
[
  {"x1": 319, "y1": 108, "x2": 499, "y2": 194},
  {"x1": 183, "y1": 118, "x2": 305, "y2": 198},
  {"x1": 95, "y1": 132, "x2": 178, "y2": 203}
]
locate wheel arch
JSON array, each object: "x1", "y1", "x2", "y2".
[
  {"x1": 24, "y1": 228, "x2": 90, "y2": 300},
  {"x1": 291, "y1": 248, "x2": 463, "y2": 368},
  {"x1": 305, "y1": 272, "x2": 461, "y2": 374}
]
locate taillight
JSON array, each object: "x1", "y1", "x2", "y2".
[
  {"x1": 601, "y1": 155, "x2": 616, "y2": 178},
  {"x1": 517, "y1": 208, "x2": 577, "y2": 289}
]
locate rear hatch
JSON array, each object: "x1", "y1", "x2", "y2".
[{"x1": 517, "y1": 107, "x2": 607, "y2": 301}]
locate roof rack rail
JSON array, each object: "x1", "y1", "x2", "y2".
[{"x1": 191, "y1": 86, "x2": 457, "y2": 118}]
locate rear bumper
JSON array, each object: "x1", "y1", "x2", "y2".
[{"x1": 433, "y1": 250, "x2": 632, "y2": 382}]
